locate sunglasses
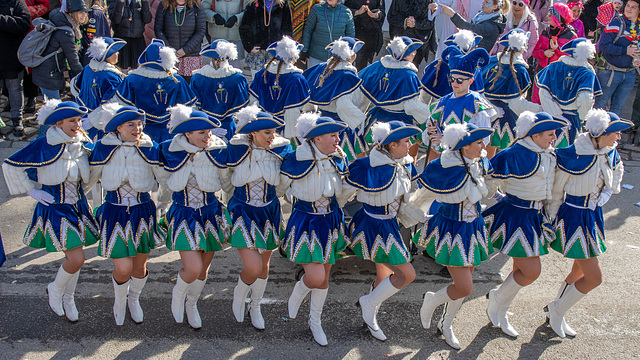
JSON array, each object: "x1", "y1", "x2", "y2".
[
  {"x1": 512, "y1": 1, "x2": 525, "y2": 7},
  {"x1": 448, "y1": 75, "x2": 470, "y2": 84}
]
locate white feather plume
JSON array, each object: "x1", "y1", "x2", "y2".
[
  {"x1": 37, "y1": 99, "x2": 62, "y2": 125},
  {"x1": 573, "y1": 40, "x2": 596, "y2": 61},
  {"x1": 453, "y1": 30, "x2": 475, "y2": 52},
  {"x1": 296, "y1": 112, "x2": 321, "y2": 138},
  {"x1": 276, "y1": 36, "x2": 301, "y2": 63},
  {"x1": 441, "y1": 123, "x2": 469, "y2": 150},
  {"x1": 584, "y1": 108, "x2": 611, "y2": 136},
  {"x1": 328, "y1": 38, "x2": 353, "y2": 61},
  {"x1": 159, "y1": 46, "x2": 178, "y2": 70},
  {"x1": 235, "y1": 104, "x2": 262, "y2": 130},
  {"x1": 371, "y1": 122, "x2": 391, "y2": 144},
  {"x1": 89, "y1": 37, "x2": 108, "y2": 61},
  {"x1": 508, "y1": 31, "x2": 529, "y2": 51},
  {"x1": 515, "y1": 111, "x2": 537, "y2": 138},
  {"x1": 216, "y1": 41, "x2": 238, "y2": 60},
  {"x1": 167, "y1": 104, "x2": 195, "y2": 130},
  {"x1": 388, "y1": 37, "x2": 408, "y2": 59},
  {"x1": 95, "y1": 102, "x2": 123, "y2": 131}
]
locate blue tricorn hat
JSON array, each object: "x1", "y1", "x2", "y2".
[
  {"x1": 325, "y1": 36, "x2": 365, "y2": 61},
  {"x1": 443, "y1": 30, "x2": 483, "y2": 54},
  {"x1": 516, "y1": 111, "x2": 567, "y2": 139},
  {"x1": 167, "y1": 105, "x2": 221, "y2": 134},
  {"x1": 298, "y1": 114, "x2": 347, "y2": 139},
  {"x1": 89, "y1": 37, "x2": 127, "y2": 62},
  {"x1": 200, "y1": 39, "x2": 239, "y2": 60},
  {"x1": 386, "y1": 36, "x2": 423, "y2": 61},
  {"x1": 372, "y1": 120, "x2": 422, "y2": 146},
  {"x1": 496, "y1": 28, "x2": 530, "y2": 51},
  {"x1": 266, "y1": 36, "x2": 304, "y2": 63},
  {"x1": 104, "y1": 106, "x2": 146, "y2": 133},
  {"x1": 37, "y1": 100, "x2": 88, "y2": 126},
  {"x1": 560, "y1": 37, "x2": 594, "y2": 58},
  {"x1": 442, "y1": 123, "x2": 494, "y2": 151},
  {"x1": 235, "y1": 106, "x2": 285, "y2": 134},
  {"x1": 585, "y1": 109, "x2": 634, "y2": 137},
  {"x1": 138, "y1": 39, "x2": 175, "y2": 71}
]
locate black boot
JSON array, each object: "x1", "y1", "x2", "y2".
[
  {"x1": 12, "y1": 118, "x2": 24, "y2": 137},
  {"x1": 24, "y1": 97, "x2": 36, "y2": 114}
]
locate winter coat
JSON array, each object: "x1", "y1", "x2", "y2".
[
  {"x1": 154, "y1": 3, "x2": 206, "y2": 57},
  {"x1": 450, "y1": 12, "x2": 507, "y2": 52},
  {"x1": 238, "y1": 0, "x2": 292, "y2": 53},
  {"x1": 202, "y1": 0, "x2": 244, "y2": 42},
  {"x1": 387, "y1": 0, "x2": 434, "y2": 41},
  {"x1": 344, "y1": 0, "x2": 385, "y2": 53},
  {"x1": 32, "y1": 9, "x2": 84, "y2": 90},
  {"x1": 108, "y1": 0, "x2": 152, "y2": 39},
  {"x1": 301, "y1": 2, "x2": 355, "y2": 61},
  {"x1": 0, "y1": 0, "x2": 31, "y2": 79},
  {"x1": 532, "y1": 25, "x2": 577, "y2": 69},
  {"x1": 491, "y1": 12, "x2": 539, "y2": 60}
]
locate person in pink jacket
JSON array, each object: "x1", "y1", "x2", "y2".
[
  {"x1": 568, "y1": 1, "x2": 585, "y2": 38},
  {"x1": 490, "y1": 0, "x2": 539, "y2": 60}
]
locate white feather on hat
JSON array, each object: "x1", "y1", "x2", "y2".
[
  {"x1": 328, "y1": 38, "x2": 353, "y2": 61},
  {"x1": 167, "y1": 104, "x2": 195, "y2": 130},
  {"x1": 276, "y1": 36, "x2": 301, "y2": 63},
  {"x1": 296, "y1": 112, "x2": 321, "y2": 138},
  {"x1": 388, "y1": 37, "x2": 408, "y2": 59},
  {"x1": 573, "y1": 40, "x2": 596, "y2": 62},
  {"x1": 508, "y1": 31, "x2": 529, "y2": 51},
  {"x1": 36, "y1": 99, "x2": 62, "y2": 125},
  {"x1": 159, "y1": 46, "x2": 178, "y2": 70},
  {"x1": 216, "y1": 41, "x2": 238, "y2": 61},
  {"x1": 88, "y1": 37, "x2": 108, "y2": 61},
  {"x1": 371, "y1": 122, "x2": 391, "y2": 144},
  {"x1": 453, "y1": 30, "x2": 475, "y2": 52},
  {"x1": 584, "y1": 108, "x2": 611, "y2": 136},
  {"x1": 92, "y1": 102, "x2": 122, "y2": 131},
  {"x1": 235, "y1": 104, "x2": 262, "y2": 130},
  {"x1": 441, "y1": 123, "x2": 469, "y2": 150},
  {"x1": 515, "y1": 111, "x2": 537, "y2": 138}
]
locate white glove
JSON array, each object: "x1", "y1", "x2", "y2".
[
  {"x1": 156, "y1": 202, "x2": 170, "y2": 219},
  {"x1": 28, "y1": 188, "x2": 55, "y2": 206},
  {"x1": 492, "y1": 190, "x2": 506, "y2": 201},
  {"x1": 211, "y1": 128, "x2": 228, "y2": 139},
  {"x1": 597, "y1": 188, "x2": 613, "y2": 207}
]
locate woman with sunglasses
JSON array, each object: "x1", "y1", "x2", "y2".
[{"x1": 490, "y1": 0, "x2": 539, "y2": 60}]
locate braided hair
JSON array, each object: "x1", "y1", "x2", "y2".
[
  {"x1": 211, "y1": 58, "x2": 223, "y2": 70},
  {"x1": 263, "y1": 58, "x2": 285, "y2": 85},
  {"x1": 489, "y1": 50, "x2": 524, "y2": 96},
  {"x1": 318, "y1": 56, "x2": 342, "y2": 87},
  {"x1": 458, "y1": 148, "x2": 487, "y2": 185}
]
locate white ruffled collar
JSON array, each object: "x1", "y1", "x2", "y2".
[
  {"x1": 267, "y1": 61, "x2": 303, "y2": 74},
  {"x1": 440, "y1": 149, "x2": 482, "y2": 168},
  {"x1": 128, "y1": 66, "x2": 176, "y2": 78},
  {"x1": 559, "y1": 55, "x2": 595, "y2": 73},
  {"x1": 380, "y1": 55, "x2": 418, "y2": 73},
  {"x1": 89, "y1": 59, "x2": 124, "y2": 76},
  {"x1": 229, "y1": 133, "x2": 291, "y2": 148},
  {"x1": 295, "y1": 140, "x2": 344, "y2": 161},
  {"x1": 331, "y1": 60, "x2": 358, "y2": 73},
  {"x1": 191, "y1": 62, "x2": 243, "y2": 78},
  {"x1": 46, "y1": 126, "x2": 91, "y2": 145},
  {"x1": 369, "y1": 147, "x2": 413, "y2": 167},
  {"x1": 100, "y1": 132, "x2": 154, "y2": 147},
  {"x1": 169, "y1": 133, "x2": 227, "y2": 153},
  {"x1": 517, "y1": 136, "x2": 555, "y2": 154},
  {"x1": 574, "y1": 132, "x2": 614, "y2": 155},
  {"x1": 497, "y1": 51, "x2": 528, "y2": 68}
]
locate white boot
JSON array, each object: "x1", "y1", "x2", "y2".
[
  {"x1": 486, "y1": 273, "x2": 522, "y2": 337},
  {"x1": 171, "y1": 273, "x2": 190, "y2": 323},
  {"x1": 437, "y1": 297, "x2": 464, "y2": 350},
  {"x1": 420, "y1": 286, "x2": 452, "y2": 329},
  {"x1": 547, "y1": 281, "x2": 577, "y2": 337},
  {"x1": 249, "y1": 277, "x2": 268, "y2": 330},
  {"x1": 47, "y1": 265, "x2": 76, "y2": 316},
  {"x1": 308, "y1": 288, "x2": 328, "y2": 346},
  {"x1": 185, "y1": 279, "x2": 206, "y2": 329},
  {"x1": 288, "y1": 276, "x2": 312, "y2": 319},
  {"x1": 112, "y1": 277, "x2": 130, "y2": 326},
  {"x1": 367, "y1": 281, "x2": 386, "y2": 341},
  {"x1": 358, "y1": 276, "x2": 399, "y2": 340},
  {"x1": 62, "y1": 269, "x2": 80, "y2": 322},
  {"x1": 128, "y1": 273, "x2": 148, "y2": 324},
  {"x1": 232, "y1": 276, "x2": 251, "y2": 323},
  {"x1": 546, "y1": 283, "x2": 585, "y2": 338}
]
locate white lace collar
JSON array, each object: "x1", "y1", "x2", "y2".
[
  {"x1": 192, "y1": 62, "x2": 243, "y2": 78},
  {"x1": 168, "y1": 133, "x2": 227, "y2": 153},
  {"x1": 128, "y1": 66, "x2": 176, "y2": 78},
  {"x1": 497, "y1": 51, "x2": 528, "y2": 68},
  {"x1": 46, "y1": 126, "x2": 91, "y2": 145},
  {"x1": 88, "y1": 59, "x2": 124, "y2": 76},
  {"x1": 266, "y1": 61, "x2": 303, "y2": 74},
  {"x1": 100, "y1": 132, "x2": 154, "y2": 147},
  {"x1": 369, "y1": 147, "x2": 413, "y2": 167},
  {"x1": 332, "y1": 60, "x2": 358, "y2": 73},
  {"x1": 559, "y1": 55, "x2": 595, "y2": 73},
  {"x1": 380, "y1": 55, "x2": 419, "y2": 73}
]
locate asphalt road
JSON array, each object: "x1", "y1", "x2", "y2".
[{"x1": 1, "y1": 139, "x2": 639, "y2": 360}]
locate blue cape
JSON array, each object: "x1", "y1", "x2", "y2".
[
  {"x1": 346, "y1": 157, "x2": 418, "y2": 192},
  {"x1": 359, "y1": 60, "x2": 422, "y2": 106},
  {"x1": 489, "y1": 143, "x2": 542, "y2": 179},
  {"x1": 555, "y1": 144, "x2": 621, "y2": 175},
  {"x1": 248, "y1": 70, "x2": 310, "y2": 119},
  {"x1": 158, "y1": 140, "x2": 226, "y2": 172},
  {"x1": 190, "y1": 72, "x2": 249, "y2": 120},
  {"x1": 421, "y1": 59, "x2": 485, "y2": 99},
  {"x1": 89, "y1": 140, "x2": 161, "y2": 166},
  {"x1": 73, "y1": 65, "x2": 124, "y2": 110},
  {"x1": 536, "y1": 62, "x2": 603, "y2": 106},
  {"x1": 481, "y1": 57, "x2": 531, "y2": 101},
  {"x1": 418, "y1": 158, "x2": 470, "y2": 194},
  {"x1": 223, "y1": 142, "x2": 294, "y2": 168},
  {"x1": 303, "y1": 64, "x2": 362, "y2": 106},
  {"x1": 4, "y1": 136, "x2": 93, "y2": 168},
  {"x1": 280, "y1": 152, "x2": 348, "y2": 179}
]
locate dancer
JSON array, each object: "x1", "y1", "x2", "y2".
[
  {"x1": 347, "y1": 121, "x2": 425, "y2": 341},
  {"x1": 89, "y1": 105, "x2": 166, "y2": 325},
  {"x1": 2, "y1": 100, "x2": 99, "y2": 322},
  {"x1": 546, "y1": 109, "x2": 632, "y2": 338},
  {"x1": 412, "y1": 123, "x2": 494, "y2": 349},
  {"x1": 482, "y1": 111, "x2": 566, "y2": 337},
  {"x1": 282, "y1": 113, "x2": 351, "y2": 346},
  {"x1": 161, "y1": 105, "x2": 228, "y2": 329},
  {"x1": 222, "y1": 105, "x2": 293, "y2": 330}
]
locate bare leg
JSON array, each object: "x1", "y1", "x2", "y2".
[
  {"x1": 511, "y1": 256, "x2": 541, "y2": 286},
  {"x1": 446, "y1": 266, "x2": 474, "y2": 299}
]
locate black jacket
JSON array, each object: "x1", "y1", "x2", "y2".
[
  {"x1": 154, "y1": 3, "x2": 206, "y2": 57},
  {"x1": 387, "y1": 0, "x2": 433, "y2": 41},
  {"x1": 32, "y1": 9, "x2": 83, "y2": 90},
  {"x1": 108, "y1": 0, "x2": 152, "y2": 39},
  {"x1": 0, "y1": 0, "x2": 31, "y2": 79},
  {"x1": 450, "y1": 12, "x2": 506, "y2": 52},
  {"x1": 345, "y1": 0, "x2": 385, "y2": 52},
  {"x1": 238, "y1": 0, "x2": 292, "y2": 53}
]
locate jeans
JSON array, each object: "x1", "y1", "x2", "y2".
[
  {"x1": 38, "y1": 88, "x2": 60, "y2": 137},
  {"x1": 594, "y1": 69, "x2": 637, "y2": 117},
  {"x1": 2, "y1": 71, "x2": 24, "y2": 121}
]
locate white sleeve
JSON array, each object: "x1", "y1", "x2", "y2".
[
  {"x1": 218, "y1": 168, "x2": 235, "y2": 195},
  {"x1": 2, "y1": 163, "x2": 35, "y2": 195},
  {"x1": 546, "y1": 170, "x2": 570, "y2": 220},
  {"x1": 276, "y1": 174, "x2": 292, "y2": 197},
  {"x1": 336, "y1": 91, "x2": 366, "y2": 129},
  {"x1": 576, "y1": 92, "x2": 595, "y2": 120},
  {"x1": 283, "y1": 107, "x2": 302, "y2": 138},
  {"x1": 539, "y1": 88, "x2": 563, "y2": 116},
  {"x1": 397, "y1": 200, "x2": 426, "y2": 227},
  {"x1": 337, "y1": 181, "x2": 358, "y2": 208},
  {"x1": 358, "y1": 93, "x2": 371, "y2": 113},
  {"x1": 403, "y1": 97, "x2": 430, "y2": 124},
  {"x1": 507, "y1": 96, "x2": 543, "y2": 115},
  {"x1": 410, "y1": 187, "x2": 437, "y2": 213}
]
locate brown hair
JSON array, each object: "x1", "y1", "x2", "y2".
[
  {"x1": 162, "y1": 0, "x2": 201, "y2": 12},
  {"x1": 318, "y1": 56, "x2": 342, "y2": 87},
  {"x1": 263, "y1": 58, "x2": 285, "y2": 85},
  {"x1": 211, "y1": 58, "x2": 223, "y2": 70},
  {"x1": 495, "y1": 0, "x2": 510, "y2": 14}
]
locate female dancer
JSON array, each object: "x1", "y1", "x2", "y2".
[
  {"x1": 89, "y1": 105, "x2": 166, "y2": 325},
  {"x1": 115, "y1": 39, "x2": 196, "y2": 143},
  {"x1": 281, "y1": 113, "x2": 351, "y2": 346},
  {"x1": 161, "y1": 105, "x2": 228, "y2": 329},
  {"x1": 2, "y1": 100, "x2": 99, "y2": 322},
  {"x1": 222, "y1": 105, "x2": 293, "y2": 330},
  {"x1": 412, "y1": 123, "x2": 494, "y2": 349},
  {"x1": 248, "y1": 36, "x2": 310, "y2": 139},
  {"x1": 347, "y1": 121, "x2": 425, "y2": 341},
  {"x1": 303, "y1": 36, "x2": 366, "y2": 161},
  {"x1": 546, "y1": 109, "x2": 632, "y2": 338},
  {"x1": 482, "y1": 111, "x2": 566, "y2": 337},
  {"x1": 71, "y1": 37, "x2": 126, "y2": 141},
  {"x1": 190, "y1": 40, "x2": 249, "y2": 141}
]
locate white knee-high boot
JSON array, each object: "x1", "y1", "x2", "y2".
[
  {"x1": 420, "y1": 285, "x2": 452, "y2": 329},
  {"x1": 546, "y1": 283, "x2": 586, "y2": 338},
  {"x1": 308, "y1": 288, "x2": 328, "y2": 346},
  {"x1": 358, "y1": 276, "x2": 399, "y2": 341},
  {"x1": 437, "y1": 297, "x2": 464, "y2": 350},
  {"x1": 486, "y1": 273, "x2": 522, "y2": 337},
  {"x1": 547, "y1": 281, "x2": 577, "y2": 337},
  {"x1": 249, "y1": 277, "x2": 268, "y2": 330},
  {"x1": 232, "y1": 276, "x2": 251, "y2": 322},
  {"x1": 112, "y1": 277, "x2": 131, "y2": 326},
  {"x1": 171, "y1": 273, "x2": 191, "y2": 323},
  {"x1": 288, "y1": 276, "x2": 312, "y2": 319},
  {"x1": 47, "y1": 265, "x2": 77, "y2": 316},
  {"x1": 128, "y1": 273, "x2": 148, "y2": 324},
  {"x1": 185, "y1": 279, "x2": 206, "y2": 329},
  {"x1": 62, "y1": 269, "x2": 80, "y2": 322}
]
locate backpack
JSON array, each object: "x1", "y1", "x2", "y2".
[
  {"x1": 594, "y1": 13, "x2": 626, "y2": 70},
  {"x1": 17, "y1": 18, "x2": 73, "y2": 68}
]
